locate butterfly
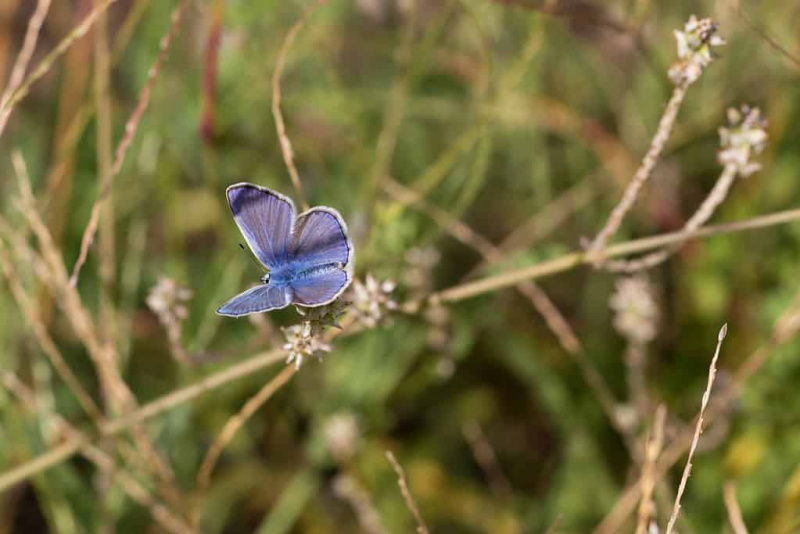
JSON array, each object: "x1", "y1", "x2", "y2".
[{"x1": 216, "y1": 183, "x2": 354, "y2": 317}]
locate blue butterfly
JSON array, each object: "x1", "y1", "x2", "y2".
[{"x1": 216, "y1": 183, "x2": 354, "y2": 317}]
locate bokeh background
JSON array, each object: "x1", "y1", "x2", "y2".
[{"x1": 1, "y1": 0, "x2": 800, "y2": 532}]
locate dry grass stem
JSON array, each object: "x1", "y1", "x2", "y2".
[
  {"x1": 462, "y1": 421, "x2": 513, "y2": 500},
  {"x1": 271, "y1": 0, "x2": 330, "y2": 211},
  {"x1": 0, "y1": 0, "x2": 119, "y2": 134},
  {"x1": 70, "y1": 0, "x2": 191, "y2": 286},
  {"x1": 596, "y1": 293, "x2": 800, "y2": 534},
  {"x1": 432, "y1": 207, "x2": 800, "y2": 305},
  {"x1": 385, "y1": 451, "x2": 429, "y2": 534},
  {"x1": 608, "y1": 164, "x2": 739, "y2": 273},
  {"x1": 195, "y1": 365, "x2": 296, "y2": 492},
  {"x1": 0, "y1": 241, "x2": 102, "y2": 421},
  {"x1": 0, "y1": 0, "x2": 51, "y2": 135},
  {"x1": 0, "y1": 349, "x2": 286, "y2": 493},
  {"x1": 0, "y1": 373, "x2": 193, "y2": 534},
  {"x1": 664, "y1": 323, "x2": 727, "y2": 534},
  {"x1": 587, "y1": 82, "x2": 689, "y2": 263},
  {"x1": 333, "y1": 475, "x2": 388, "y2": 534},
  {"x1": 635, "y1": 405, "x2": 666, "y2": 534},
  {"x1": 723, "y1": 481, "x2": 749, "y2": 534}
]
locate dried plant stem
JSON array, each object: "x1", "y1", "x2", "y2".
[
  {"x1": 386, "y1": 451, "x2": 429, "y2": 534},
  {"x1": 431, "y1": 206, "x2": 800, "y2": 305},
  {"x1": 195, "y1": 365, "x2": 296, "y2": 492},
  {"x1": 93, "y1": 0, "x2": 116, "y2": 348},
  {"x1": 0, "y1": 373, "x2": 193, "y2": 534},
  {"x1": 333, "y1": 475, "x2": 388, "y2": 534},
  {"x1": 664, "y1": 323, "x2": 727, "y2": 534},
  {"x1": 385, "y1": 178, "x2": 632, "y2": 447},
  {"x1": 0, "y1": 349, "x2": 286, "y2": 493},
  {"x1": 0, "y1": 0, "x2": 51, "y2": 136},
  {"x1": 272, "y1": 0, "x2": 329, "y2": 211},
  {"x1": 0, "y1": 241, "x2": 102, "y2": 422},
  {"x1": 625, "y1": 342, "x2": 649, "y2": 421},
  {"x1": 596, "y1": 293, "x2": 800, "y2": 534},
  {"x1": 462, "y1": 421, "x2": 513, "y2": 500},
  {"x1": 587, "y1": 82, "x2": 689, "y2": 263},
  {"x1": 0, "y1": 0, "x2": 118, "y2": 135},
  {"x1": 70, "y1": 0, "x2": 190, "y2": 286},
  {"x1": 723, "y1": 481, "x2": 749, "y2": 534},
  {"x1": 608, "y1": 164, "x2": 739, "y2": 272},
  {"x1": 12, "y1": 153, "x2": 182, "y2": 506},
  {"x1": 635, "y1": 406, "x2": 666, "y2": 534}
]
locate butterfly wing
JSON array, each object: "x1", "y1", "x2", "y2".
[
  {"x1": 226, "y1": 183, "x2": 295, "y2": 270},
  {"x1": 289, "y1": 207, "x2": 354, "y2": 306},
  {"x1": 216, "y1": 284, "x2": 293, "y2": 317}
]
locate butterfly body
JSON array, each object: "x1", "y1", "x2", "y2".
[{"x1": 217, "y1": 183, "x2": 354, "y2": 317}]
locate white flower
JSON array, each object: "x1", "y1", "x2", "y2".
[
  {"x1": 348, "y1": 274, "x2": 398, "y2": 328},
  {"x1": 609, "y1": 276, "x2": 660, "y2": 344},
  {"x1": 718, "y1": 105, "x2": 768, "y2": 177},
  {"x1": 324, "y1": 412, "x2": 360, "y2": 461},
  {"x1": 283, "y1": 322, "x2": 331, "y2": 369},
  {"x1": 669, "y1": 15, "x2": 725, "y2": 85}
]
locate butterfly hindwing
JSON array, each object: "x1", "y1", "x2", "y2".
[
  {"x1": 216, "y1": 284, "x2": 293, "y2": 317},
  {"x1": 227, "y1": 183, "x2": 295, "y2": 271},
  {"x1": 291, "y1": 269, "x2": 349, "y2": 307}
]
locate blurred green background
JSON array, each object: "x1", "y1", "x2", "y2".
[{"x1": 2, "y1": 0, "x2": 800, "y2": 532}]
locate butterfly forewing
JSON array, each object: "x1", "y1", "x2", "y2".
[
  {"x1": 227, "y1": 184, "x2": 295, "y2": 270},
  {"x1": 216, "y1": 284, "x2": 292, "y2": 317},
  {"x1": 290, "y1": 208, "x2": 352, "y2": 271}
]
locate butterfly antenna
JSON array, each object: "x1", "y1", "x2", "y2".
[{"x1": 239, "y1": 243, "x2": 267, "y2": 273}]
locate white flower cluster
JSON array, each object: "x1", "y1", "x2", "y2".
[
  {"x1": 146, "y1": 277, "x2": 192, "y2": 325},
  {"x1": 283, "y1": 322, "x2": 332, "y2": 369},
  {"x1": 718, "y1": 105, "x2": 768, "y2": 177},
  {"x1": 609, "y1": 276, "x2": 660, "y2": 344},
  {"x1": 348, "y1": 274, "x2": 398, "y2": 328},
  {"x1": 669, "y1": 15, "x2": 725, "y2": 85}
]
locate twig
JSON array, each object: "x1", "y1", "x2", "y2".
[
  {"x1": 595, "y1": 293, "x2": 800, "y2": 534},
  {"x1": 333, "y1": 475, "x2": 388, "y2": 534},
  {"x1": 0, "y1": 240, "x2": 102, "y2": 422},
  {"x1": 272, "y1": 0, "x2": 329, "y2": 211},
  {"x1": 195, "y1": 365, "x2": 296, "y2": 492},
  {"x1": 385, "y1": 178, "x2": 633, "y2": 450},
  {"x1": 461, "y1": 421, "x2": 513, "y2": 500},
  {"x1": 635, "y1": 406, "x2": 666, "y2": 534},
  {"x1": 0, "y1": 0, "x2": 119, "y2": 134},
  {"x1": 587, "y1": 82, "x2": 689, "y2": 263},
  {"x1": 70, "y1": 0, "x2": 191, "y2": 286},
  {"x1": 723, "y1": 481, "x2": 749, "y2": 534},
  {"x1": 0, "y1": 373, "x2": 193, "y2": 534},
  {"x1": 0, "y1": 0, "x2": 51, "y2": 135},
  {"x1": 385, "y1": 451, "x2": 429, "y2": 534},
  {"x1": 430, "y1": 207, "x2": 800, "y2": 305},
  {"x1": 608, "y1": 164, "x2": 739, "y2": 273},
  {"x1": 664, "y1": 323, "x2": 727, "y2": 534},
  {"x1": 0, "y1": 349, "x2": 286, "y2": 493}
]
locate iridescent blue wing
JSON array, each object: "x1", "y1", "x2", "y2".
[
  {"x1": 289, "y1": 207, "x2": 354, "y2": 306},
  {"x1": 292, "y1": 270, "x2": 349, "y2": 307},
  {"x1": 216, "y1": 284, "x2": 292, "y2": 317},
  {"x1": 226, "y1": 183, "x2": 295, "y2": 270}
]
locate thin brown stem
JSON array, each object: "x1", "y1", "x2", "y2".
[
  {"x1": 70, "y1": 0, "x2": 191, "y2": 286},
  {"x1": 386, "y1": 451, "x2": 429, "y2": 534},
  {"x1": 635, "y1": 406, "x2": 666, "y2": 534},
  {"x1": 587, "y1": 82, "x2": 689, "y2": 263},
  {"x1": 195, "y1": 365, "x2": 296, "y2": 492},
  {"x1": 664, "y1": 323, "x2": 727, "y2": 534},
  {"x1": 723, "y1": 481, "x2": 749, "y2": 534},
  {"x1": 271, "y1": 0, "x2": 329, "y2": 211}
]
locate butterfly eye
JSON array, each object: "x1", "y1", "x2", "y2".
[{"x1": 262, "y1": 273, "x2": 271, "y2": 284}]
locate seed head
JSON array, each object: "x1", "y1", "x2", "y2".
[
  {"x1": 669, "y1": 15, "x2": 725, "y2": 85},
  {"x1": 718, "y1": 105, "x2": 768, "y2": 177}
]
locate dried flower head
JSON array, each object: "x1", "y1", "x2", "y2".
[
  {"x1": 669, "y1": 15, "x2": 725, "y2": 85},
  {"x1": 283, "y1": 322, "x2": 331, "y2": 369},
  {"x1": 609, "y1": 276, "x2": 660, "y2": 344},
  {"x1": 146, "y1": 277, "x2": 193, "y2": 362},
  {"x1": 324, "y1": 412, "x2": 360, "y2": 462},
  {"x1": 146, "y1": 277, "x2": 192, "y2": 322},
  {"x1": 348, "y1": 274, "x2": 398, "y2": 328},
  {"x1": 718, "y1": 105, "x2": 768, "y2": 177},
  {"x1": 295, "y1": 298, "x2": 348, "y2": 329}
]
